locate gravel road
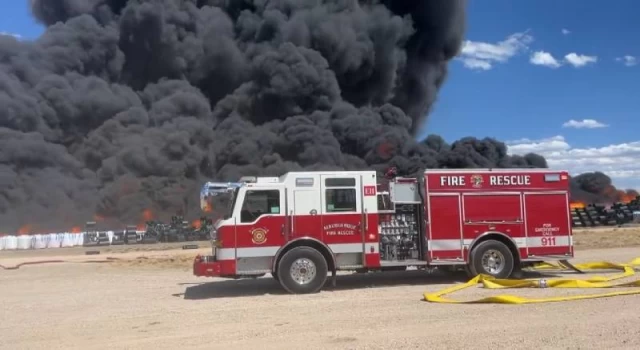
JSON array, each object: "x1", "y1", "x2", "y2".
[{"x1": 2, "y1": 246, "x2": 640, "y2": 349}]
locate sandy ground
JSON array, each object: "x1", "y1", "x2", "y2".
[{"x1": 1, "y1": 229, "x2": 640, "y2": 349}]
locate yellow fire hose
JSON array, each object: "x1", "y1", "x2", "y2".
[{"x1": 423, "y1": 258, "x2": 640, "y2": 304}]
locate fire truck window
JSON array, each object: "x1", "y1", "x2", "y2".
[
  {"x1": 326, "y1": 188, "x2": 357, "y2": 212},
  {"x1": 325, "y1": 177, "x2": 356, "y2": 187},
  {"x1": 240, "y1": 190, "x2": 280, "y2": 223}
]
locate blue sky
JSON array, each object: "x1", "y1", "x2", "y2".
[
  {"x1": 1, "y1": 1, "x2": 639, "y2": 189},
  {"x1": 423, "y1": 0, "x2": 640, "y2": 190}
]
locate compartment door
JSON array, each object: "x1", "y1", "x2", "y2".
[
  {"x1": 524, "y1": 192, "x2": 572, "y2": 257},
  {"x1": 427, "y1": 194, "x2": 463, "y2": 262},
  {"x1": 320, "y1": 174, "x2": 363, "y2": 253}
]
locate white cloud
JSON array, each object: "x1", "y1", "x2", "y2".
[
  {"x1": 459, "y1": 58, "x2": 492, "y2": 71},
  {"x1": 0, "y1": 31, "x2": 22, "y2": 39},
  {"x1": 561, "y1": 28, "x2": 571, "y2": 35},
  {"x1": 616, "y1": 55, "x2": 637, "y2": 67},
  {"x1": 506, "y1": 136, "x2": 640, "y2": 189},
  {"x1": 530, "y1": 51, "x2": 562, "y2": 68},
  {"x1": 562, "y1": 119, "x2": 608, "y2": 129},
  {"x1": 564, "y1": 53, "x2": 598, "y2": 67},
  {"x1": 507, "y1": 135, "x2": 571, "y2": 154},
  {"x1": 457, "y1": 31, "x2": 533, "y2": 70}
]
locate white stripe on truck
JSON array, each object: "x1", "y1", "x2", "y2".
[
  {"x1": 428, "y1": 236, "x2": 572, "y2": 251},
  {"x1": 216, "y1": 235, "x2": 573, "y2": 260},
  {"x1": 216, "y1": 242, "x2": 379, "y2": 260}
]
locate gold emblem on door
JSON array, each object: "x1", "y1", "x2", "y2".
[{"x1": 251, "y1": 228, "x2": 268, "y2": 244}]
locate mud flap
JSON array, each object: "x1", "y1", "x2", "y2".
[
  {"x1": 331, "y1": 269, "x2": 337, "y2": 287},
  {"x1": 559, "y1": 260, "x2": 585, "y2": 274}
]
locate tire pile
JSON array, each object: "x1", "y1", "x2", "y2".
[
  {"x1": 83, "y1": 216, "x2": 213, "y2": 246},
  {"x1": 571, "y1": 197, "x2": 640, "y2": 228}
]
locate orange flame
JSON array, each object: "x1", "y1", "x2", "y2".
[
  {"x1": 376, "y1": 141, "x2": 395, "y2": 160},
  {"x1": 135, "y1": 209, "x2": 155, "y2": 231},
  {"x1": 142, "y1": 209, "x2": 154, "y2": 221},
  {"x1": 203, "y1": 202, "x2": 213, "y2": 213},
  {"x1": 620, "y1": 195, "x2": 633, "y2": 203},
  {"x1": 570, "y1": 201, "x2": 586, "y2": 209},
  {"x1": 617, "y1": 190, "x2": 636, "y2": 204},
  {"x1": 192, "y1": 219, "x2": 202, "y2": 229},
  {"x1": 18, "y1": 224, "x2": 33, "y2": 235},
  {"x1": 70, "y1": 226, "x2": 82, "y2": 233}
]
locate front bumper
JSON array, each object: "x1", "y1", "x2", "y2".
[
  {"x1": 193, "y1": 255, "x2": 222, "y2": 276},
  {"x1": 193, "y1": 254, "x2": 237, "y2": 277}
]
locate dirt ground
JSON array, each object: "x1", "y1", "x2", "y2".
[{"x1": 1, "y1": 228, "x2": 640, "y2": 349}]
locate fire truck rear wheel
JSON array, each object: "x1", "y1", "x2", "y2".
[
  {"x1": 468, "y1": 240, "x2": 514, "y2": 279},
  {"x1": 277, "y1": 246, "x2": 328, "y2": 294}
]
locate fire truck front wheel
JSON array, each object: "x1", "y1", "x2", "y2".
[
  {"x1": 277, "y1": 246, "x2": 328, "y2": 294},
  {"x1": 468, "y1": 240, "x2": 515, "y2": 279}
]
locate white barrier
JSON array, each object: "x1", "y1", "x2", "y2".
[
  {"x1": 0, "y1": 229, "x2": 164, "y2": 251},
  {"x1": 4, "y1": 236, "x2": 17, "y2": 250},
  {"x1": 17, "y1": 235, "x2": 33, "y2": 250},
  {"x1": 33, "y1": 234, "x2": 48, "y2": 249},
  {"x1": 75, "y1": 232, "x2": 84, "y2": 246},
  {"x1": 61, "y1": 233, "x2": 75, "y2": 247},
  {"x1": 46, "y1": 233, "x2": 62, "y2": 248}
]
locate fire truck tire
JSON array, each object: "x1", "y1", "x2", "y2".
[
  {"x1": 276, "y1": 247, "x2": 328, "y2": 294},
  {"x1": 468, "y1": 240, "x2": 515, "y2": 279}
]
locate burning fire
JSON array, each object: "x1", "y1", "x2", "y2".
[
  {"x1": 617, "y1": 190, "x2": 636, "y2": 204},
  {"x1": 143, "y1": 209, "x2": 154, "y2": 221},
  {"x1": 203, "y1": 202, "x2": 213, "y2": 213},
  {"x1": 136, "y1": 209, "x2": 155, "y2": 231},
  {"x1": 570, "y1": 201, "x2": 586, "y2": 209},
  {"x1": 9, "y1": 204, "x2": 218, "y2": 235},
  {"x1": 17, "y1": 224, "x2": 33, "y2": 235}
]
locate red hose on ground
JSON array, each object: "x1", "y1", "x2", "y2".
[{"x1": 0, "y1": 257, "x2": 121, "y2": 270}]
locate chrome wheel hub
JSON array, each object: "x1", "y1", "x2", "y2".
[
  {"x1": 481, "y1": 249, "x2": 505, "y2": 275},
  {"x1": 290, "y1": 258, "x2": 317, "y2": 285}
]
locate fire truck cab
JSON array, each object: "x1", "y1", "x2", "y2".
[{"x1": 194, "y1": 169, "x2": 573, "y2": 294}]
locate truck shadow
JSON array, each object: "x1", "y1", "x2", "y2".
[{"x1": 178, "y1": 269, "x2": 565, "y2": 300}]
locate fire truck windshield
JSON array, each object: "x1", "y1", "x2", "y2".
[{"x1": 224, "y1": 188, "x2": 240, "y2": 219}]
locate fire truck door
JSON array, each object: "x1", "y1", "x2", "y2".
[
  {"x1": 235, "y1": 186, "x2": 287, "y2": 249},
  {"x1": 292, "y1": 189, "x2": 322, "y2": 240},
  {"x1": 524, "y1": 192, "x2": 572, "y2": 257},
  {"x1": 320, "y1": 174, "x2": 364, "y2": 251}
]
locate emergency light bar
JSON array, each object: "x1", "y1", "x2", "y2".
[
  {"x1": 237, "y1": 176, "x2": 280, "y2": 184},
  {"x1": 200, "y1": 181, "x2": 243, "y2": 211},
  {"x1": 238, "y1": 176, "x2": 257, "y2": 183},
  {"x1": 201, "y1": 182, "x2": 242, "y2": 196}
]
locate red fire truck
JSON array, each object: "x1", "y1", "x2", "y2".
[{"x1": 193, "y1": 168, "x2": 573, "y2": 294}]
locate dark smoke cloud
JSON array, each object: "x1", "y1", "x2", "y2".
[
  {"x1": 0, "y1": 0, "x2": 576, "y2": 233},
  {"x1": 570, "y1": 172, "x2": 638, "y2": 204}
]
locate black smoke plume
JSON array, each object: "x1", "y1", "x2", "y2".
[
  {"x1": 0, "y1": 0, "x2": 582, "y2": 233},
  {"x1": 570, "y1": 172, "x2": 638, "y2": 205}
]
